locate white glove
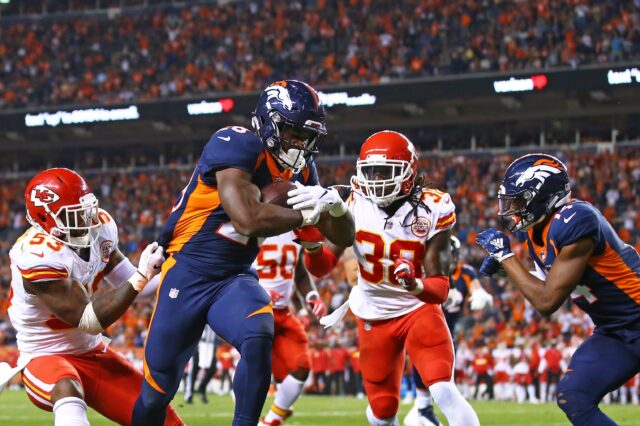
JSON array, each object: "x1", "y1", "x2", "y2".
[
  {"x1": 469, "y1": 287, "x2": 493, "y2": 311},
  {"x1": 130, "y1": 242, "x2": 164, "y2": 292},
  {"x1": 287, "y1": 182, "x2": 347, "y2": 222},
  {"x1": 442, "y1": 287, "x2": 464, "y2": 312}
]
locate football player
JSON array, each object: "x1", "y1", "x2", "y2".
[
  {"x1": 404, "y1": 235, "x2": 493, "y2": 426},
  {"x1": 133, "y1": 80, "x2": 354, "y2": 426},
  {"x1": 253, "y1": 227, "x2": 327, "y2": 425},
  {"x1": 476, "y1": 153, "x2": 640, "y2": 425},
  {"x1": 299, "y1": 131, "x2": 479, "y2": 426},
  {"x1": 6, "y1": 168, "x2": 183, "y2": 425}
]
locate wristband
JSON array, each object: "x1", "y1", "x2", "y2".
[
  {"x1": 329, "y1": 199, "x2": 348, "y2": 217},
  {"x1": 497, "y1": 252, "x2": 515, "y2": 263},
  {"x1": 128, "y1": 270, "x2": 148, "y2": 293},
  {"x1": 305, "y1": 290, "x2": 320, "y2": 303},
  {"x1": 78, "y1": 302, "x2": 104, "y2": 335}
]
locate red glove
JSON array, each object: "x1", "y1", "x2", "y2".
[
  {"x1": 293, "y1": 226, "x2": 324, "y2": 252},
  {"x1": 393, "y1": 257, "x2": 416, "y2": 291},
  {"x1": 306, "y1": 291, "x2": 327, "y2": 318},
  {"x1": 268, "y1": 289, "x2": 284, "y2": 303}
]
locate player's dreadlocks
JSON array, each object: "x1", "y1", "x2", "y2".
[{"x1": 400, "y1": 173, "x2": 432, "y2": 228}]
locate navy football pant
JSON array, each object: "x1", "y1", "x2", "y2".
[
  {"x1": 132, "y1": 258, "x2": 274, "y2": 426},
  {"x1": 557, "y1": 331, "x2": 640, "y2": 425}
]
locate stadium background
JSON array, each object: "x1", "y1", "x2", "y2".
[{"x1": 0, "y1": 0, "x2": 639, "y2": 424}]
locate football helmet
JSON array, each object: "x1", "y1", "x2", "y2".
[
  {"x1": 498, "y1": 153, "x2": 571, "y2": 232},
  {"x1": 252, "y1": 80, "x2": 327, "y2": 173},
  {"x1": 353, "y1": 130, "x2": 418, "y2": 207},
  {"x1": 24, "y1": 168, "x2": 101, "y2": 248},
  {"x1": 450, "y1": 235, "x2": 461, "y2": 263}
]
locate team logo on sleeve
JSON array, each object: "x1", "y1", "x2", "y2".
[
  {"x1": 410, "y1": 216, "x2": 431, "y2": 237},
  {"x1": 30, "y1": 185, "x2": 60, "y2": 207},
  {"x1": 100, "y1": 240, "x2": 113, "y2": 262}
]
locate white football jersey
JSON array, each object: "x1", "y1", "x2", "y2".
[
  {"x1": 253, "y1": 231, "x2": 300, "y2": 309},
  {"x1": 8, "y1": 209, "x2": 118, "y2": 357},
  {"x1": 348, "y1": 189, "x2": 456, "y2": 320}
]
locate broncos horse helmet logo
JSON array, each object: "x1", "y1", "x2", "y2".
[
  {"x1": 265, "y1": 83, "x2": 293, "y2": 111},
  {"x1": 514, "y1": 160, "x2": 563, "y2": 188}
]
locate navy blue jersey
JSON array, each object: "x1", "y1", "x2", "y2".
[
  {"x1": 159, "y1": 126, "x2": 318, "y2": 278},
  {"x1": 524, "y1": 200, "x2": 640, "y2": 332},
  {"x1": 444, "y1": 262, "x2": 476, "y2": 329}
]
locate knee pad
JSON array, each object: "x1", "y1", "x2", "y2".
[
  {"x1": 294, "y1": 352, "x2": 311, "y2": 372},
  {"x1": 556, "y1": 381, "x2": 597, "y2": 418},
  {"x1": 368, "y1": 395, "x2": 399, "y2": 420},
  {"x1": 140, "y1": 379, "x2": 173, "y2": 410},
  {"x1": 240, "y1": 336, "x2": 272, "y2": 367}
]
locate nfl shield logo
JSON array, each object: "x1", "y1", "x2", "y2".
[{"x1": 169, "y1": 288, "x2": 179, "y2": 299}]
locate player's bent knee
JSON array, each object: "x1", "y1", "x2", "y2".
[
  {"x1": 51, "y1": 378, "x2": 84, "y2": 403},
  {"x1": 290, "y1": 368, "x2": 309, "y2": 381},
  {"x1": 369, "y1": 395, "x2": 399, "y2": 419},
  {"x1": 556, "y1": 381, "x2": 598, "y2": 418}
]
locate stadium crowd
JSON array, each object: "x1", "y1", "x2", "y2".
[
  {"x1": 0, "y1": 146, "x2": 639, "y2": 402},
  {"x1": 1, "y1": 0, "x2": 639, "y2": 109}
]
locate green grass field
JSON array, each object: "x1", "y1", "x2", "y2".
[{"x1": 0, "y1": 390, "x2": 638, "y2": 425}]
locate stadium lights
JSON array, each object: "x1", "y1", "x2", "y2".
[
  {"x1": 24, "y1": 106, "x2": 140, "y2": 127},
  {"x1": 186, "y1": 98, "x2": 235, "y2": 116},
  {"x1": 493, "y1": 75, "x2": 548, "y2": 93},
  {"x1": 607, "y1": 68, "x2": 640, "y2": 85}
]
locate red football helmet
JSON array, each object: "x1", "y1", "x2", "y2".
[
  {"x1": 353, "y1": 131, "x2": 418, "y2": 207},
  {"x1": 24, "y1": 168, "x2": 101, "y2": 248}
]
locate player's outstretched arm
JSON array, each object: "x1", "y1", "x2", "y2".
[
  {"x1": 477, "y1": 229, "x2": 594, "y2": 315},
  {"x1": 293, "y1": 249, "x2": 327, "y2": 318},
  {"x1": 23, "y1": 243, "x2": 163, "y2": 334},
  {"x1": 217, "y1": 168, "x2": 305, "y2": 237},
  {"x1": 315, "y1": 210, "x2": 355, "y2": 248}
]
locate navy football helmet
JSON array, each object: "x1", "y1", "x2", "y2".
[
  {"x1": 498, "y1": 153, "x2": 571, "y2": 232},
  {"x1": 252, "y1": 80, "x2": 327, "y2": 173}
]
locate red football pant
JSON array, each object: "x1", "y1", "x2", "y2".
[
  {"x1": 357, "y1": 304, "x2": 454, "y2": 419},
  {"x1": 22, "y1": 344, "x2": 183, "y2": 425},
  {"x1": 272, "y1": 308, "x2": 311, "y2": 382}
]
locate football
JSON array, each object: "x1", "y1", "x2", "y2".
[{"x1": 260, "y1": 179, "x2": 297, "y2": 208}]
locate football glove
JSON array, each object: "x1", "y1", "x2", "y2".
[
  {"x1": 268, "y1": 289, "x2": 284, "y2": 304},
  {"x1": 293, "y1": 226, "x2": 324, "y2": 253},
  {"x1": 287, "y1": 182, "x2": 348, "y2": 220},
  {"x1": 305, "y1": 291, "x2": 327, "y2": 318},
  {"x1": 469, "y1": 287, "x2": 493, "y2": 311},
  {"x1": 393, "y1": 258, "x2": 417, "y2": 292},
  {"x1": 476, "y1": 228, "x2": 514, "y2": 263},
  {"x1": 130, "y1": 242, "x2": 164, "y2": 292},
  {"x1": 443, "y1": 287, "x2": 464, "y2": 312}
]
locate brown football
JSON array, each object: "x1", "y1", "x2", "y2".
[{"x1": 260, "y1": 179, "x2": 297, "y2": 208}]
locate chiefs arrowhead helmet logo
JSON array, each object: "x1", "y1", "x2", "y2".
[{"x1": 30, "y1": 184, "x2": 61, "y2": 207}]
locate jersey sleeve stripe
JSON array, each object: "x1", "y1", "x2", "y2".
[
  {"x1": 435, "y1": 212, "x2": 456, "y2": 230},
  {"x1": 18, "y1": 266, "x2": 68, "y2": 281},
  {"x1": 167, "y1": 175, "x2": 221, "y2": 254},
  {"x1": 588, "y1": 242, "x2": 640, "y2": 304}
]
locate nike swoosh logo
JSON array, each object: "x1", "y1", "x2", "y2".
[
  {"x1": 563, "y1": 213, "x2": 577, "y2": 223},
  {"x1": 218, "y1": 136, "x2": 231, "y2": 141},
  {"x1": 30, "y1": 251, "x2": 45, "y2": 258}
]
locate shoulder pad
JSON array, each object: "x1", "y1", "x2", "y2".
[
  {"x1": 14, "y1": 236, "x2": 72, "y2": 283},
  {"x1": 549, "y1": 201, "x2": 600, "y2": 249}
]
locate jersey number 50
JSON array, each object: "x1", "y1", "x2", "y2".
[{"x1": 356, "y1": 230, "x2": 424, "y2": 286}]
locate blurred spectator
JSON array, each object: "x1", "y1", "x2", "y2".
[{"x1": 1, "y1": 1, "x2": 639, "y2": 109}]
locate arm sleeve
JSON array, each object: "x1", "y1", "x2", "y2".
[{"x1": 198, "y1": 127, "x2": 264, "y2": 184}]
